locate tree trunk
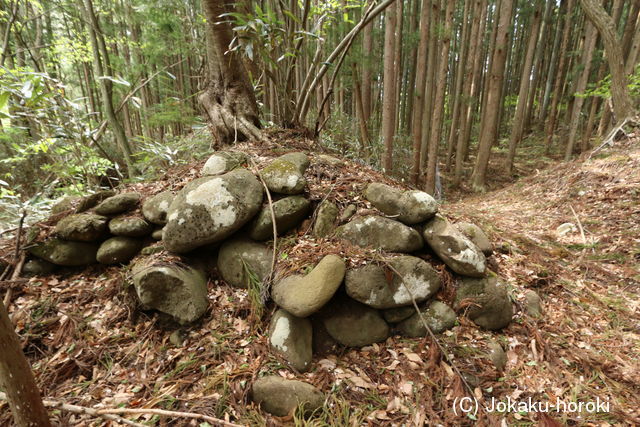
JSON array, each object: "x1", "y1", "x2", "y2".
[
  {"x1": 0, "y1": 302, "x2": 51, "y2": 427},
  {"x1": 470, "y1": 0, "x2": 514, "y2": 192},
  {"x1": 382, "y1": 7, "x2": 397, "y2": 172},
  {"x1": 579, "y1": 0, "x2": 635, "y2": 122},
  {"x1": 362, "y1": 11, "x2": 374, "y2": 121},
  {"x1": 199, "y1": 0, "x2": 263, "y2": 145}
]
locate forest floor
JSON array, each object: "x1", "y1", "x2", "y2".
[{"x1": 0, "y1": 133, "x2": 639, "y2": 426}]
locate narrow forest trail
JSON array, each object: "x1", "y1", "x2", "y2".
[{"x1": 444, "y1": 139, "x2": 640, "y2": 424}]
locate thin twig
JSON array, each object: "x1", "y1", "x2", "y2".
[{"x1": 95, "y1": 407, "x2": 244, "y2": 427}]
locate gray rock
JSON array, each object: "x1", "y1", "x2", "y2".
[
  {"x1": 423, "y1": 215, "x2": 486, "y2": 277},
  {"x1": 524, "y1": 290, "x2": 543, "y2": 318},
  {"x1": 252, "y1": 376, "x2": 324, "y2": 417},
  {"x1": 345, "y1": 256, "x2": 441, "y2": 309},
  {"x1": 262, "y1": 158, "x2": 307, "y2": 195},
  {"x1": 312, "y1": 201, "x2": 339, "y2": 237},
  {"x1": 272, "y1": 255, "x2": 346, "y2": 317},
  {"x1": 151, "y1": 228, "x2": 164, "y2": 240},
  {"x1": 336, "y1": 215, "x2": 423, "y2": 252},
  {"x1": 316, "y1": 154, "x2": 343, "y2": 167},
  {"x1": 97, "y1": 237, "x2": 142, "y2": 264},
  {"x1": 94, "y1": 192, "x2": 141, "y2": 215},
  {"x1": 109, "y1": 216, "x2": 152, "y2": 237},
  {"x1": 201, "y1": 151, "x2": 247, "y2": 176},
  {"x1": 397, "y1": 301, "x2": 456, "y2": 337},
  {"x1": 132, "y1": 260, "x2": 208, "y2": 324},
  {"x1": 249, "y1": 195, "x2": 311, "y2": 241},
  {"x1": 141, "y1": 243, "x2": 164, "y2": 255},
  {"x1": 279, "y1": 152, "x2": 310, "y2": 174},
  {"x1": 22, "y1": 259, "x2": 57, "y2": 276},
  {"x1": 311, "y1": 316, "x2": 338, "y2": 355},
  {"x1": 28, "y1": 238, "x2": 98, "y2": 266},
  {"x1": 55, "y1": 214, "x2": 109, "y2": 242},
  {"x1": 169, "y1": 330, "x2": 187, "y2": 347},
  {"x1": 339, "y1": 204, "x2": 357, "y2": 222},
  {"x1": 50, "y1": 196, "x2": 81, "y2": 216},
  {"x1": 455, "y1": 274, "x2": 513, "y2": 330},
  {"x1": 321, "y1": 296, "x2": 390, "y2": 347},
  {"x1": 269, "y1": 309, "x2": 313, "y2": 372},
  {"x1": 487, "y1": 340, "x2": 507, "y2": 371},
  {"x1": 163, "y1": 169, "x2": 263, "y2": 253},
  {"x1": 76, "y1": 190, "x2": 116, "y2": 213},
  {"x1": 142, "y1": 191, "x2": 174, "y2": 225},
  {"x1": 364, "y1": 183, "x2": 438, "y2": 224},
  {"x1": 217, "y1": 238, "x2": 272, "y2": 289},
  {"x1": 383, "y1": 306, "x2": 416, "y2": 323},
  {"x1": 455, "y1": 222, "x2": 493, "y2": 255}
]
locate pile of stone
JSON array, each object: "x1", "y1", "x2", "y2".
[{"x1": 26, "y1": 149, "x2": 515, "y2": 417}]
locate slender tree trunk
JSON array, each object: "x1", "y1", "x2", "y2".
[
  {"x1": 404, "y1": 0, "x2": 421, "y2": 133},
  {"x1": 419, "y1": 0, "x2": 440, "y2": 170},
  {"x1": 362, "y1": 6, "x2": 374, "y2": 121},
  {"x1": 382, "y1": 8, "x2": 397, "y2": 172},
  {"x1": 0, "y1": 302, "x2": 51, "y2": 427},
  {"x1": 579, "y1": 0, "x2": 635, "y2": 122},
  {"x1": 471, "y1": 0, "x2": 514, "y2": 192},
  {"x1": 539, "y1": 0, "x2": 565, "y2": 125},
  {"x1": 425, "y1": 0, "x2": 453, "y2": 195},
  {"x1": 393, "y1": 0, "x2": 403, "y2": 132},
  {"x1": 506, "y1": 0, "x2": 543, "y2": 173}
]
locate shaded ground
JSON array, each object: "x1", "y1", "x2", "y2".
[{"x1": 0, "y1": 133, "x2": 639, "y2": 426}]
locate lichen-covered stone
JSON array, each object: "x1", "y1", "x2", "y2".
[
  {"x1": 364, "y1": 183, "x2": 438, "y2": 224},
  {"x1": 316, "y1": 154, "x2": 343, "y2": 167},
  {"x1": 524, "y1": 290, "x2": 542, "y2": 318},
  {"x1": 455, "y1": 274, "x2": 513, "y2": 330},
  {"x1": 163, "y1": 169, "x2": 263, "y2": 253},
  {"x1": 455, "y1": 222, "x2": 493, "y2": 255},
  {"x1": 141, "y1": 243, "x2": 164, "y2": 255},
  {"x1": 487, "y1": 340, "x2": 507, "y2": 371},
  {"x1": 249, "y1": 195, "x2": 311, "y2": 240},
  {"x1": 76, "y1": 190, "x2": 116, "y2": 213},
  {"x1": 28, "y1": 238, "x2": 98, "y2": 266},
  {"x1": 423, "y1": 215, "x2": 486, "y2": 277},
  {"x1": 279, "y1": 152, "x2": 310, "y2": 174},
  {"x1": 50, "y1": 196, "x2": 81, "y2": 216},
  {"x1": 252, "y1": 376, "x2": 324, "y2": 417},
  {"x1": 55, "y1": 214, "x2": 108, "y2": 242},
  {"x1": 142, "y1": 191, "x2": 174, "y2": 225},
  {"x1": 217, "y1": 238, "x2": 272, "y2": 288},
  {"x1": 397, "y1": 301, "x2": 456, "y2": 337},
  {"x1": 97, "y1": 237, "x2": 142, "y2": 264},
  {"x1": 345, "y1": 256, "x2": 441, "y2": 309},
  {"x1": 95, "y1": 192, "x2": 141, "y2": 215},
  {"x1": 312, "y1": 200, "x2": 339, "y2": 237},
  {"x1": 22, "y1": 258, "x2": 57, "y2": 275},
  {"x1": 321, "y1": 296, "x2": 389, "y2": 347},
  {"x1": 262, "y1": 158, "x2": 307, "y2": 195},
  {"x1": 383, "y1": 306, "x2": 416, "y2": 323},
  {"x1": 336, "y1": 215, "x2": 423, "y2": 252},
  {"x1": 109, "y1": 216, "x2": 152, "y2": 237},
  {"x1": 339, "y1": 204, "x2": 357, "y2": 222},
  {"x1": 269, "y1": 309, "x2": 313, "y2": 372},
  {"x1": 132, "y1": 260, "x2": 208, "y2": 324},
  {"x1": 201, "y1": 151, "x2": 247, "y2": 176},
  {"x1": 272, "y1": 255, "x2": 346, "y2": 317}
]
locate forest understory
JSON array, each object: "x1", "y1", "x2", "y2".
[{"x1": 0, "y1": 132, "x2": 638, "y2": 426}]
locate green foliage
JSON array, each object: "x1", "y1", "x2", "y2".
[{"x1": 579, "y1": 65, "x2": 640, "y2": 99}]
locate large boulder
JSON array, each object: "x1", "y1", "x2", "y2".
[
  {"x1": 142, "y1": 191, "x2": 174, "y2": 225},
  {"x1": 345, "y1": 256, "x2": 441, "y2": 309},
  {"x1": 132, "y1": 260, "x2": 209, "y2": 324},
  {"x1": 163, "y1": 169, "x2": 263, "y2": 253},
  {"x1": 336, "y1": 215, "x2": 423, "y2": 252},
  {"x1": 423, "y1": 215, "x2": 486, "y2": 277},
  {"x1": 252, "y1": 376, "x2": 324, "y2": 417},
  {"x1": 201, "y1": 151, "x2": 247, "y2": 176},
  {"x1": 217, "y1": 238, "x2": 272, "y2": 288},
  {"x1": 109, "y1": 216, "x2": 152, "y2": 237},
  {"x1": 269, "y1": 309, "x2": 313, "y2": 372},
  {"x1": 97, "y1": 237, "x2": 142, "y2": 264},
  {"x1": 364, "y1": 183, "x2": 438, "y2": 224},
  {"x1": 29, "y1": 238, "x2": 98, "y2": 266},
  {"x1": 321, "y1": 296, "x2": 390, "y2": 347},
  {"x1": 455, "y1": 222, "x2": 493, "y2": 255},
  {"x1": 249, "y1": 195, "x2": 311, "y2": 240},
  {"x1": 272, "y1": 255, "x2": 346, "y2": 317},
  {"x1": 397, "y1": 301, "x2": 456, "y2": 337},
  {"x1": 55, "y1": 214, "x2": 108, "y2": 242},
  {"x1": 279, "y1": 152, "x2": 310, "y2": 173},
  {"x1": 312, "y1": 200, "x2": 339, "y2": 237},
  {"x1": 261, "y1": 158, "x2": 307, "y2": 195},
  {"x1": 95, "y1": 192, "x2": 141, "y2": 215},
  {"x1": 455, "y1": 274, "x2": 513, "y2": 330}
]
